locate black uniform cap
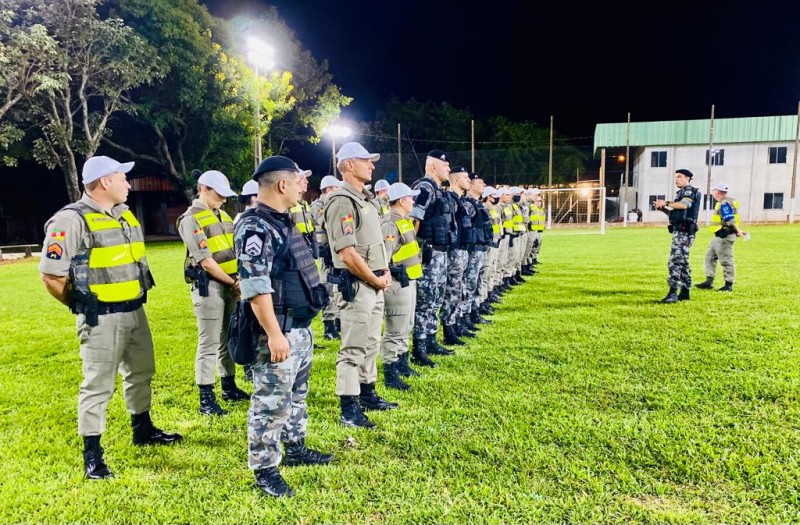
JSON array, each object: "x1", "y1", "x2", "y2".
[
  {"x1": 675, "y1": 168, "x2": 694, "y2": 178},
  {"x1": 253, "y1": 155, "x2": 300, "y2": 180},
  {"x1": 427, "y1": 150, "x2": 451, "y2": 163},
  {"x1": 449, "y1": 166, "x2": 468, "y2": 175}
]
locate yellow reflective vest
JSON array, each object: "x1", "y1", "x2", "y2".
[
  {"x1": 191, "y1": 207, "x2": 237, "y2": 275},
  {"x1": 709, "y1": 198, "x2": 741, "y2": 233},
  {"x1": 390, "y1": 217, "x2": 422, "y2": 279}
]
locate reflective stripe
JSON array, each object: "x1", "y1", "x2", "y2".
[
  {"x1": 392, "y1": 218, "x2": 422, "y2": 279},
  {"x1": 191, "y1": 208, "x2": 237, "y2": 275},
  {"x1": 709, "y1": 199, "x2": 740, "y2": 232},
  {"x1": 290, "y1": 202, "x2": 315, "y2": 234}
]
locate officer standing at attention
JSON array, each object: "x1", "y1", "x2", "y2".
[
  {"x1": 289, "y1": 168, "x2": 318, "y2": 262},
  {"x1": 324, "y1": 141, "x2": 396, "y2": 428},
  {"x1": 380, "y1": 182, "x2": 423, "y2": 390},
  {"x1": 695, "y1": 182, "x2": 747, "y2": 292},
  {"x1": 234, "y1": 179, "x2": 259, "y2": 226},
  {"x1": 478, "y1": 186, "x2": 502, "y2": 312},
  {"x1": 463, "y1": 173, "x2": 494, "y2": 326},
  {"x1": 178, "y1": 170, "x2": 249, "y2": 416},
  {"x1": 311, "y1": 175, "x2": 344, "y2": 339},
  {"x1": 40, "y1": 155, "x2": 182, "y2": 480},
  {"x1": 409, "y1": 150, "x2": 453, "y2": 366},
  {"x1": 235, "y1": 155, "x2": 334, "y2": 498},
  {"x1": 653, "y1": 168, "x2": 701, "y2": 303},
  {"x1": 372, "y1": 179, "x2": 391, "y2": 218}
]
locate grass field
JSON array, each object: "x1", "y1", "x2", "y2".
[{"x1": 1, "y1": 224, "x2": 799, "y2": 524}]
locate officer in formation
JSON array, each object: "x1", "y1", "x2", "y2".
[
  {"x1": 40, "y1": 156, "x2": 182, "y2": 479},
  {"x1": 324, "y1": 141, "x2": 396, "y2": 429},
  {"x1": 234, "y1": 179, "x2": 259, "y2": 226},
  {"x1": 462, "y1": 172, "x2": 495, "y2": 326},
  {"x1": 498, "y1": 187, "x2": 517, "y2": 289},
  {"x1": 653, "y1": 168, "x2": 701, "y2": 303},
  {"x1": 527, "y1": 189, "x2": 546, "y2": 270},
  {"x1": 234, "y1": 155, "x2": 333, "y2": 498},
  {"x1": 409, "y1": 150, "x2": 454, "y2": 366},
  {"x1": 477, "y1": 186, "x2": 502, "y2": 314},
  {"x1": 695, "y1": 182, "x2": 747, "y2": 292},
  {"x1": 440, "y1": 166, "x2": 472, "y2": 347},
  {"x1": 379, "y1": 182, "x2": 423, "y2": 390},
  {"x1": 177, "y1": 170, "x2": 249, "y2": 417},
  {"x1": 372, "y1": 178, "x2": 390, "y2": 218},
  {"x1": 310, "y1": 174, "x2": 344, "y2": 339}
]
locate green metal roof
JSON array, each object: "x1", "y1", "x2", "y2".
[{"x1": 593, "y1": 115, "x2": 799, "y2": 155}]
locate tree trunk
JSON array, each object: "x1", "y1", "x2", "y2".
[{"x1": 64, "y1": 160, "x2": 81, "y2": 202}]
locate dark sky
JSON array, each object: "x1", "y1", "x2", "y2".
[{"x1": 204, "y1": 1, "x2": 800, "y2": 148}]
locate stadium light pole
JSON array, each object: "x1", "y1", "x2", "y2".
[
  {"x1": 247, "y1": 36, "x2": 276, "y2": 169},
  {"x1": 324, "y1": 123, "x2": 352, "y2": 176}
]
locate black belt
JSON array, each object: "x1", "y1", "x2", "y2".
[
  {"x1": 373, "y1": 269, "x2": 386, "y2": 277},
  {"x1": 429, "y1": 245, "x2": 450, "y2": 252},
  {"x1": 75, "y1": 297, "x2": 145, "y2": 316}
]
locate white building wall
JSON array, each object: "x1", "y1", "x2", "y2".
[{"x1": 635, "y1": 142, "x2": 797, "y2": 223}]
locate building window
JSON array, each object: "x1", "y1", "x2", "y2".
[
  {"x1": 769, "y1": 146, "x2": 787, "y2": 164},
  {"x1": 763, "y1": 192, "x2": 784, "y2": 210},
  {"x1": 648, "y1": 194, "x2": 666, "y2": 210},
  {"x1": 705, "y1": 149, "x2": 724, "y2": 166},
  {"x1": 651, "y1": 151, "x2": 667, "y2": 167}
]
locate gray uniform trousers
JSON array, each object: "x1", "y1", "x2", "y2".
[
  {"x1": 495, "y1": 237, "x2": 510, "y2": 286},
  {"x1": 524, "y1": 231, "x2": 535, "y2": 265},
  {"x1": 413, "y1": 249, "x2": 448, "y2": 341},
  {"x1": 336, "y1": 283, "x2": 385, "y2": 395},
  {"x1": 77, "y1": 308, "x2": 154, "y2": 436},
  {"x1": 248, "y1": 327, "x2": 314, "y2": 470},
  {"x1": 380, "y1": 280, "x2": 416, "y2": 364},
  {"x1": 704, "y1": 234, "x2": 737, "y2": 282},
  {"x1": 479, "y1": 246, "x2": 499, "y2": 302},
  {"x1": 191, "y1": 279, "x2": 236, "y2": 385}
]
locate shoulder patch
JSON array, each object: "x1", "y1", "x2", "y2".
[
  {"x1": 46, "y1": 242, "x2": 63, "y2": 260},
  {"x1": 50, "y1": 229, "x2": 66, "y2": 241},
  {"x1": 244, "y1": 230, "x2": 266, "y2": 256},
  {"x1": 198, "y1": 239, "x2": 209, "y2": 250}
]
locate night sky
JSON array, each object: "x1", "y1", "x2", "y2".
[{"x1": 204, "y1": 1, "x2": 800, "y2": 146}]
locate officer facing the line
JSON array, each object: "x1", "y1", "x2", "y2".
[
  {"x1": 695, "y1": 182, "x2": 747, "y2": 292},
  {"x1": 177, "y1": 170, "x2": 249, "y2": 416},
  {"x1": 324, "y1": 141, "x2": 396, "y2": 429},
  {"x1": 235, "y1": 155, "x2": 333, "y2": 498},
  {"x1": 39, "y1": 155, "x2": 182, "y2": 480}
]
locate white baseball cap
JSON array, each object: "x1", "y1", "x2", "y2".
[
  {"x1": 387, "y1": 182, "x2": 420, "y2": 202},
  {"x1": 241, "y1": 180, "x2": 259, "y2": 196},
  {"x1": 320, "y1": 175, "x2": 343, "y2": 190},
  {"x1": 374, "y1": 179, "x2": 390, "y2": 192},
  {"x1": 510, "y1": 186, "x2": 523, "y2": 194},
  {"x1": 529, "y1": 188, "x2": 541, "y2": 195},
  {"x1": 713, "y1": 182, "x2": 729, "y2": 192},
  {"x1": 82, "y1": 155, "x2": 134, "y2": 184},
  {"x1": 337, "y1": 142, "x2": 380, "y2": 162},
  {"x1": 482, "y1": 186, "x2": 497, "y2": 199},
  {"x1": 198, "y1": 170, "x2": 237, "y2": 197}
]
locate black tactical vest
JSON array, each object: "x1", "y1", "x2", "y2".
[{"x1": 413, "y1": 177, "x2": 452, "y2": 248}]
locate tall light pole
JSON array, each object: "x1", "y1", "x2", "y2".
[
  {"x1": 323, "y1": 123, "x2": 352, "y2": 176},
  {"x1": 246, "y1": 36, "x2": 275, "y2": 168}
]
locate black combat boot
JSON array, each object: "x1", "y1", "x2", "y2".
[
  {"x1": 243, "y1": 364, "x2": 254, "y2": 383},
  {"x1": 411, "y1": 338, "x2": 437, "y2": 367},
  {"x1": 221, "y1": 376, "x2": 250, "y2": 401},
  {"x1": 323, "y1": 320, "x2": 339, "y2": 340},
  {"x1": 661, "y1": 288, "x2": 678, "y2": 303},
  {"x1": 83, "y1": 436, "x2": 113, "y2": 479},
  {"x1": 718, "y1": 282, "x2": 733, "y2": 292},
  {"x1": 282, "y1": 438, "x2": 334, "y2": 466},
  {"x1": 198, "y1": 384, "x2": 225, "y2": 416},
  {"x1": 488, "y1": 291, "x2": 501, "y2": 304},
  {"x1": 501, "y1": 277, "x2": 512, "y2": 291},
  {"x1": 514, "y1": 270, "x2": 526, "y2": 284},
  {"x1": 470, "y1": 309, "x2": 492, "y2": 325},
  {"x1": 427, "y1": 339, "x2": 455, "y2": 356},
  {"x1": 522, "y1": 264, "x2": 535, "y2": 276},
  {"x1": 131, "y1": 411, "x2": 183, "y2": 446},
  {"x1": 462, "y1": 316, "x2": 480, "y2": 333},
  {"x1": 397, "y1": 351, "x2": 420, "y2": 377},
  {"x1": 335, "y1": 318, "x2": 342, "y2": 334},
  {"x1": 383, "y1": 361, "x2": 411, "y2": 391},
  {"x1": 339, "y1": 395, "x2": 376, "y2": 428},
  {"x1": 678, "y1": 288, "x2": 690, "y2": 301},
  {"x1": 359, "y1": 382, "x2": 399, "y2": 411},
  {"x1": 254, "y1": 467, "x2": 295, "y2": 497},
  {"x1": 695, "y1": 277, "x2": 714, "y2": 289},
  {"x1": 479, "y1": 301, "x2": 494, "y2": 315},
  {"x1": 443, "y1": 323, "x2": 465, "y2": 346}
]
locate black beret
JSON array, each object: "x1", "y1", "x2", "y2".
[
  {"x1": 449, "y1": 165, "x2": 468, "y2": 175},
  {"x1": 427, "y1": 150, "x2": 451, "y2": 163},
  {"x1": 675, "y1": 168, "x2": 694, "y2": 178},
  {"x1": 253, "y1": 155, "x2": 299, "y2": 180},
  {"x1": 468, "y1": 172, "x2": 483, "y2": 180}
]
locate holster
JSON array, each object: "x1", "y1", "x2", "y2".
[
  {"x1": 69, "y1": 290, "x2": 99, "y2": 327},
  {"x1": 185, "y1": 265, "x2": 209, "y2": 297},
  {"x1": 389, "y1": 266, "x2": 410, "y2": 288},
  {"x1": 330, "y1": 268, "x2": 357, "y2": 302}
]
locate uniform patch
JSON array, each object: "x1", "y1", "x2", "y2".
[
  {"x1": 198, "y1": 239, "x2": 208, "y2": 250},
  {"x1": 50, "y1": 229, "x2": 66, "y2": 241},
  {"x1": 193, "y1": 227, "x2": 203, "y2": 235},
  {"x1": 244, "y1": 231, "x2": 265, "y2": 256},
  {"x1": 385, "y1": 234, "x2": 395, "y2": 242},
  {"x1": 341, "y1": 213, "x2": 354, "y2": 236},
  {"x1": 46, "y1": 242, "x2": 63, "y2": 260}
]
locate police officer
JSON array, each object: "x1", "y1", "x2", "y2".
[
  {"x1": 324, "y1": 142, "x2": 396, "y2": 428},
  {"x1": 463, "y1": 173, "x2": 494, "y2": 326},
  {"x1": 177, "y1": 170, "x2": 249, "y2": 416},
  {"x1": 440, "y1": 166, "x2": 472, "y2": 345},
  {"x1": 653, "y1": 168, "x2": 701, "y2": 303},
  {"x1": 235, "y1": 155, "x2": 333, "y2": 498},
  {"x1": 380, "y1": 182, "x2": 423, "y2": 390},
  {"x1": 234, "y1": 179, "x2": 259, "y2": 226},
  {"x1": 528, "y1": 188, "x2": 545, "y2": 270},
  {"x1": 478, "y1": 186, "x2": 502, "y2": 313},
  {"x1": 695, "y1": 182, "x2": 747, "y2": 292},
  {"x1": 372, "y1": 179, "x2": 390, "y2": 218},
  {"x1": 410, "y1": 150, "x2": 453, "y2": 366},
  {"x1": 311, "y1": 175, "x2": 344, "y2": 339},
  {"x1": 40, "y1": 156, "x2": 182, "y2": 480},
  {"x1": 289, "y1": 168, "x2": 317, "y2": 260},
  {"x1": 498, "y1": 187, "x2": 516, "y2": 291}
]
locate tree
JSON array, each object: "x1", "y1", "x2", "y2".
[{"x1": 19, "y1": 0, "x2": 163, "y2": 201}]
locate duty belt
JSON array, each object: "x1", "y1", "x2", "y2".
[{"x1": 75, "y1": 296, "x2": 145, "y2": 316}]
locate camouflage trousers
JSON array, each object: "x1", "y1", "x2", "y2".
[
  {"x1": 704, "y1": 234, "x2": 737, "y2": 283},
  {"x1": 462, "y1": 249, "x2": 486, "y2": 315},
  {"x1": 667, "y1": 231, "x2": 696, "y2": 289},
  {"x1": 441, "y1": 249, "x2": 469, "y2": 326},
  {"x1": 248, "y1": 327, "x2": 314, "y2": 470},
  {"x1": 413, "y1": 249, "x2": 448, "y2": 341},
  {"x1": 320, "y1": 262, "x2": 341, "y2": 322}
]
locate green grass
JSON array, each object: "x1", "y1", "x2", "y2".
[{"x1": 1, "y1": 224, "x2": 799, "y2": 524}]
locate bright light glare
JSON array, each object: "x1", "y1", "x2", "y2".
[
  {"x1": 247, "y1": 37, "x2": 274, "y2": 56},
  {"x1": 247, "y1": 51, "x2": 275, "y2": 70},
  {"x1": 324, "y1": 124, "x2": 352, "y2": 138},
  {"x1": 579, "y1": 187, "x2": 592, "y2": 199}
]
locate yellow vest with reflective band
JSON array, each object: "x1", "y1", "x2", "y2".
[
  {"x1": 391, "y1": 218, "x2": 422, "y2": 280},
  {"x1": 192, "y1": 207, "x2": 237, "y2": 275},
  {"x1": 290, "y1": 201, "x2": 315, "y2": 234},
  {"x1": 489, "y1": 207, "x2": 501, "y2": 236},
  {"x1": 76, "y1": 206, "x2": 150, "y2": 303},
  {"x1": 512, "y1": 203, "x2": 525, "y2": 232},
  {"x1": 502, "y1": 203, "x2": 514, "y2": 233},
  {"x1": 530, "y1": 204, "x2": 545, "y2": 231},
  {"x1": 709, "y1": 198, "x2": 741, "y2": 233}
]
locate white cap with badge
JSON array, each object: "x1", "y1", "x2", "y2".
[
  {"x1": 337, "y1": 142, "x2": 380, "y2": 162},
  {"x1": 387, "y1": 182, "x2": 420, "y2": 202},
  {"x1": 198, "y1": 170, "x2": 237, "y2": 197},
  {"x1": 82, "y1": 155, "x2": 135, "y2": 184}
]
